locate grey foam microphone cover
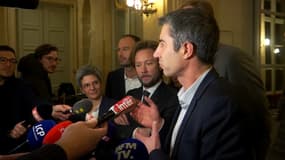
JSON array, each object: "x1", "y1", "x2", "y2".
[{"x1": 72, "y1": 98, "x2": 93, "y2": 114}]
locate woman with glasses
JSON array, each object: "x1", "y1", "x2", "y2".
[{"x1": 75, "y1": 64, "x2": 117, "y2": 160}]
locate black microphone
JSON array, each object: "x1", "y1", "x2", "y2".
[
  {"x1": 0, "y1": 0, "x2": 39, "y2": 9},
  {"x1": 72, "y1": 98, "x2": 93, "y2": 114},
  {"x1": 97, "y1": 96, "x2": 138, "y2": 126},
  {"x1": 68, "y1": 98, "x2": 93, "y2": 122}
]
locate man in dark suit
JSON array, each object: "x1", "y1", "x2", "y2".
[
  {"x1": 132, "y1": 9, "x2": 270, "y2": 160},
  {"x1": 114, "y1": 40, "x2": 179, "y2": 146},
  {"x1": 105, "y1": 34, "x2": 141, "y2": 100},
  {"x1": 180, "y1": 1, "x2": 271, "y2": 159}
]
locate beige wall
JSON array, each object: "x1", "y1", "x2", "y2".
[
  {"x1": 142, "y1": 0, "x2": 165, "y2": 40},
  {"x1": 0, "y1": 8, "x2": 7, "y2": 45},
  {"x1": 0, "y1": 7, "x2": 17, "y2": 50},
  {"x1": 141, "y1": 0, "x2": 255, "y2": 54},
  {"x1": 0, "y1": 0, "x2": 256, "y2": 83}
]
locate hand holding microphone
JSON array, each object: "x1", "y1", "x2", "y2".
[
  {"x1": 8, "y1": 120, "x2": 56, "y2": 154},
  {"x1": 56, "y1": 119, "x2": 107, "y2": 160},
  {"x1": 43, "y1": 96, "x2": 137, "y2": 145},
  {"x1": 114, "y1": 113, "x2": 130, "y2": 125},
  {"x1": 9, "y1": 121, "x2": 29, "y2": 139},
  {"x1": 52, "y1": 104, "x2": 72, "y2": 121}
]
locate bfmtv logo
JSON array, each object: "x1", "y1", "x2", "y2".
[
  {"x1": 115, "y1": 142, "x2": 137, "y2": 159},
  {"x1": 114, "y1": 138, "x2": 149, "y2": 160}
]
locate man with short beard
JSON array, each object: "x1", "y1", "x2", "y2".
[
  {"x1": 105, "y1": 34, "x2": 142, "y2": 100},
  {"x1": 113, "y1": 40, "x2": 179, "y2": 146}
]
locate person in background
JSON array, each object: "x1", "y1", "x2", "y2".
[
  {"x1": 0, "y1": 45, "x2": 36, "y2": 154},
  {"x1": 132, "y1": 8, "x2": 270, "y2": 160},
  {"x1": 17, "y1": 44, "x2": 71, "y2": 122},
  {"x1": 180, "y1": 1, "x2": 271, "y2": 159},
  {"x1": 114, "y1": 40, "x2": 179, "y2": 147},
  {"x1": 18, "y1": 44, "x2": 59, "y2": 102},
  {"x1": 75, "y1": 64, "x2": 117, "y2": 159},
  {"x1": 105, "y1": 34, "x2": 141, "y2": 100},
  {"x1": 76, "y1": 64, "x2": 116, "y2": 122}
]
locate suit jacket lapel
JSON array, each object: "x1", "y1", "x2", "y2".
[
  {"x1": 170, "y1": 68, "x2": 219, "y2": 158},
  {"x1": 150, "y1": 82, "x2": 165, "y2": 107},
  {"x1": 119, "y1": 68, "x2": 126, "y2": 95}
]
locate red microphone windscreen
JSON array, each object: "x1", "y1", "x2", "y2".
[
  {"x1": 42, "y1": 120, "x2": 72, "y2": 144},
  {"x1": 112, "y1": 96, "x2": 137, "y2": 114}
]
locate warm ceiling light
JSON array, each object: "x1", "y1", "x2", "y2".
[{"x1": 126, "y1": 0, "x2": 157, "y2": 16}]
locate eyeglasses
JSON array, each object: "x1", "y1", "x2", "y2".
[
  {"x1": 0, "y1": 57, "x2": 17, "y2": 64},
  {"x1": 82, "y1": 80, "x2": 100, "y2": 89},
  {"x1": 44, "y1": 56, "x2": 61, "y2": 63}
]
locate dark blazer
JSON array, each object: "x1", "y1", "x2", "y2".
[
  {"x1": 98, "y1": 96, "x2": 116, "y2": 118},
  {"x1": 114, "y1": 81, "x2": 179, "y2": 146},
  {"x1": 105, "y1": 68, "x2": 126, "y2": 100},
  {"x1": 92, "y1": 96, "x2": 117, "y2": 160},
  {"x1": 215, "y1": 44, "x2": 271, "y2": 159},
  {"x1": 150, "y1": 68, "x2": 267, "y2": 160},
  {"x1": 0, "y1": 77, "x2": 37, "y2": 154}
]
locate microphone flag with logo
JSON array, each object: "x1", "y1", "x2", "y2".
[
  {"x1": 113, "y1": 138, "x2": 149, "y2": 160},
  {"x1": 27, "y1": 120, "x2": 56, "y2": 149},
  {"x1": 8, "y1": 120, "x2": 56, "y2": 153},
  {"x1": 97, "y1": 96, "x2": 138, "y2": 126}
]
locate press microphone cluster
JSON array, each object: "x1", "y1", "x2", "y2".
[
  {"x1": 9, "y1": 96, "x2": 138, "y2": 154},
  {"x1": 9, "y1": 99, "x2": 94, "y2": 154},
  {"x1": 41, "y1": 96, "x2": 138, "y2": 145}
]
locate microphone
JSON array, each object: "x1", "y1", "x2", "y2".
[
  {"x1": 113, "y1": 138, "x2": 149, "y2": 160},
  {"x1": 8, "y1": 120, "x2": 56, "y2": 153},
  {"x1": 97, "y1": 96, "x2": 138, "y2": 126},
  {"x1": 72, "y1": 98, "x2": 93, "y2": 114},
  {"x1": 0, "y1": 0, "x2": 39, "y2": 9},
  {"x1": 68, "y1": 98, "x2": 93, "y2": 122},
  {"x1": 42, "y1": 120, "x2": 73, "y2": 145}
]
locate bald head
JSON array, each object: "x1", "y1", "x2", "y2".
[{"x1": 180, "y1": 0, "x2": 214, "y2": 17}]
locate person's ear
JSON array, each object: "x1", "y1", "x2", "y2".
[{"x1": 181, "y1": 41, "x2": 194, "y2": 60}]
